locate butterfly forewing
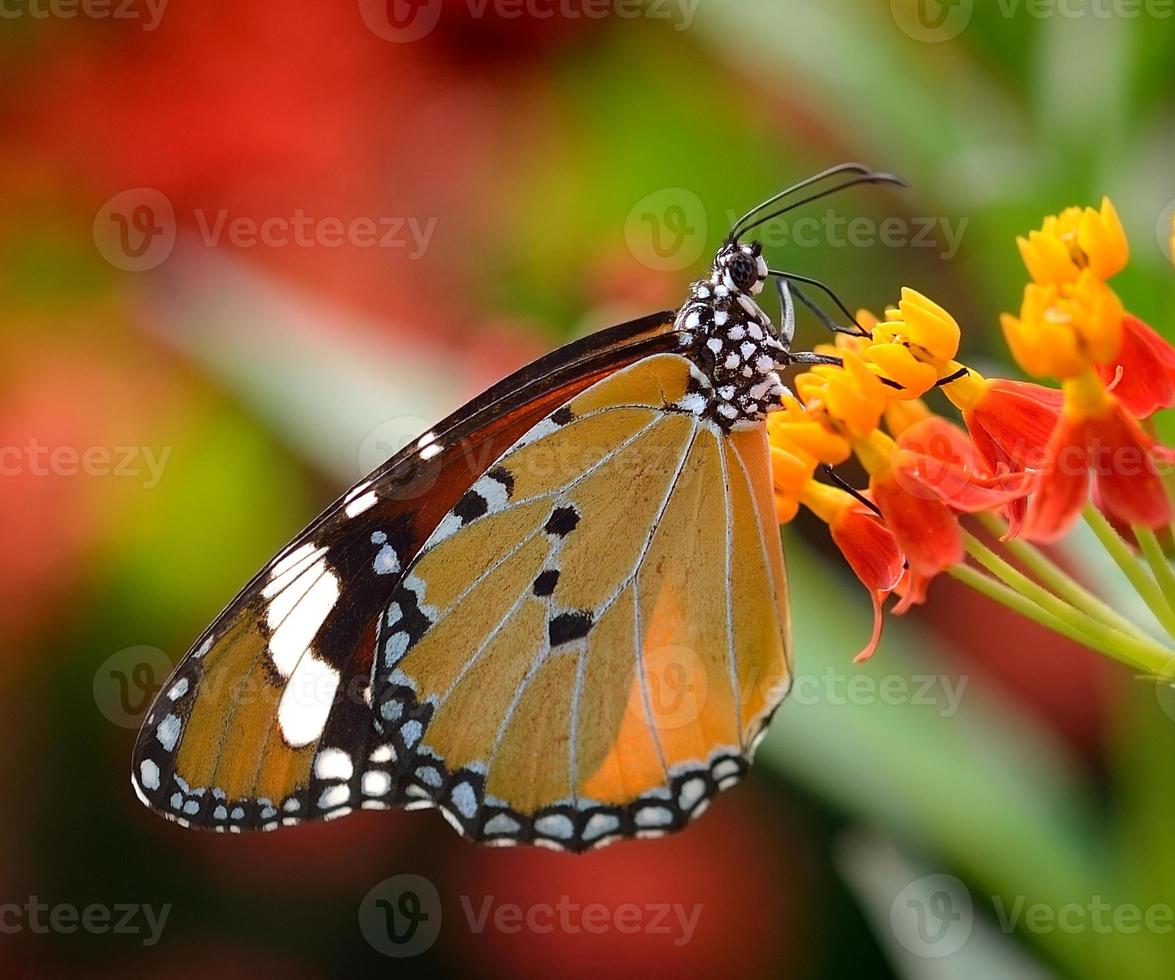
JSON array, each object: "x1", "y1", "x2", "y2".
[{"x1": 130, "y1": 312, "x2": 682, "y2": 832}]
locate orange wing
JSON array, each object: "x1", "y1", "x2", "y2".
[{"x1": 371, "y1": 353, "x2": 791, "y2": 851}]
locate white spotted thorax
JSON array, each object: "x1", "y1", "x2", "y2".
[{"x1": 672, "y1": 239, "x2": 789, "y2": 429}]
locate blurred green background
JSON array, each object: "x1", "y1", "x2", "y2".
[{"x1": 2, "y1": 1, "x2": 1175, "y2": 976}]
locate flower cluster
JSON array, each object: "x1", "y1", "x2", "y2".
[{"x1": 769, "y1": 198, "x2": 1175, "y2": 661}]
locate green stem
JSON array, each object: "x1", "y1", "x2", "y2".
[
  {"x1": 1082, "y1": 504, "x2": 1175, "y2": 641},
  {"x1": 949, "y1": 563, "x2": 1113, "y2": 651},
  {"x1": 1134, "y1": 525, "x2": 1175, "y2": 623},
  {"x1": 976, "y1": 512, "x2": 1156, "y2": 643},
  {"x1": 963, "y1": 531, "x2": 1175, "y2": 675}
]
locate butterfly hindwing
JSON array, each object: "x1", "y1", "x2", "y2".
[
  {"x1": 130, "y1": 312, "x2": 681, "y2": 831},
  {"x1": 371, "y1": 353, "x2": 792, "y2": 851}
]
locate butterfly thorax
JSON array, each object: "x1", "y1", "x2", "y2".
[{"x1": 673, "y1": 240, "x2": 788, "y2": 430}]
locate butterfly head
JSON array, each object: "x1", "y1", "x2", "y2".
[{"x1": 714, "y1": 240, "x2": 769, "y2": 296}]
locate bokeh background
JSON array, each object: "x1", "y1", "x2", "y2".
[{"x1": 3, "y1": 1, "x2": 1175, "y2": 976}]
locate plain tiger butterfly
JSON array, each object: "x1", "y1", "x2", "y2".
[{"x1": 131, "y1": 163, "x2": 905, "y2": 851}]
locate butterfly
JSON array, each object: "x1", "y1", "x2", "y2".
[{"x1": 131, "y1": 163, "x2": 904, "y2": 852}]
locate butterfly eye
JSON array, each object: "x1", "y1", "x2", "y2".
[{"x1": 723, "y1": 250, "x2": 762, "y2": 294}]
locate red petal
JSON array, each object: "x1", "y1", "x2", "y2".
[
  {"x1": 830, "y1": 505, "x2": 905, "y2": 593},
  {"x1": 892, "y1": 416, "x2": 1031, "y2": 512},
  {"x1": 1089, "y1": 404, "x2": 1174, "y2": 529},
  {"x1": 852, "y1": 590, "x2": 887, "y2": 663},
  {"x1": 872, "y1": 473, "x2": 963, "y2": 578},
  {"x1": 1097, "y1": 315, "x2": 1175, "y2": 419},
  {"x1": 1022, "y1": 413, "x2": 1091, "y2": 541},
  {"x1": 967, "y1": 379, "x2": 1062, "y2": 470}
]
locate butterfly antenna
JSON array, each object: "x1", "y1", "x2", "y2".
[
  {"x1": 768, "y1": 270, "x2": 869, "y2": 336},
  {"x1": 821, "y1": 465, "x2": 882, "y2": 516},
  {"x1": 728, "y1": 163, "x2": 875, "y2": 243},
  {"x1": 733, "y1": 171, "x2": 908, "y2": 243}
]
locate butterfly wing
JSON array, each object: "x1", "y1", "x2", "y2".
[
  {"x1": 130, "y1": 311, "x2": 682, "y2": 831},
  {"x1": 370, "y1": 352, "x2": 791, "y2": 851}
]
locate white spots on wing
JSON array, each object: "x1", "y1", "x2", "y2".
[
  {"x1": 706, "y1": 337, "x2": 722, "y2": 354},
  {"x1": 276, "y1": 650, "x2": 340, "y2": 748},
  {"x1": 400, "y1": 719, "x2": 422, "y2": 748},
  {"x1": 213, "y1": 805, "x2": 228, "y2": 821},
  {"x1": 583, "y1": 812, "x2": 619, "y2": 841},
  {"x1": 155, "y1": 714, "x2": 181, "y2": 752},
  {"x1": 194, "y1": 636, "x2": 213, "y2": 659},
  {"x1": 415, "y1": 766, "x2": 442, "y2": 788},
  {"x1": 269, "y1": 542, "x2": 318, "y2": 581},
  {"x1": 314, "y1": 747, "x2": 353, "y2": 781},
  {"x1": 362, "y1": 770, "x2": 393, "y2": 797},
  {"x1": 635, "y1": 806, "x2": 674, "y2": 829},
  {"x1": 344, "y1": 479, "x2": 373, "y2": 502},
  {"x1": 167, "y1": 678, "x2": 189, "y2": 701},
  {"x1": 318, "y1": 784, "x2": 350, "y2": 810},
  {"x1": 268, "y1": 565, "x2": 339, "y2": 678},
  {"x1": 370, "y1": 744, "x2": 394, "y2": 763},
  {"x1": 384, "y1": 631, "x2": 410, "y2": 665},
  {"x1": 484, "y1": 813, "x2": 521, "y2": 835},
  {"x1": 712, "y1": 758, "x2": 740, "y2": 780},
  {"x1": 139, "y1": 758, "x2": 160, "y2": 791},
  {"x1": 345, "y1": 490, "x2": 378, "y2": 518},
  {"x1": 373, "y1": 545, "x2": 400, "y2": 575},
  {"x1": 535, "y1": 814, "x2": 574, "y2": 840},
  {"x1": 451, "y1": 782, "x2": 478, "y2": 819},
  {"x1": 677, "y1": 393, "x2": 707, "y2": 415},
  {"x1": 471, "y1": 473, "x2": 509, "y2": 514},
  {"x1": 430, "y1": 511, "x2": 463, "y2": 544},
  {"x1": 416, "y1": 430, "x2": 437, "y2": 449},
  {"x1": 266, "y1": 558, "x2": 325, "y2": 633},
  {"x1": 420, "y1": 442, "x2": 443, "y2": 461},
  {"x1": 678, "y1": 777, "x2": 707, "y2": 811},
  {"x1": 516, "y1": 415, "x2": 560, "y2": 448}
]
